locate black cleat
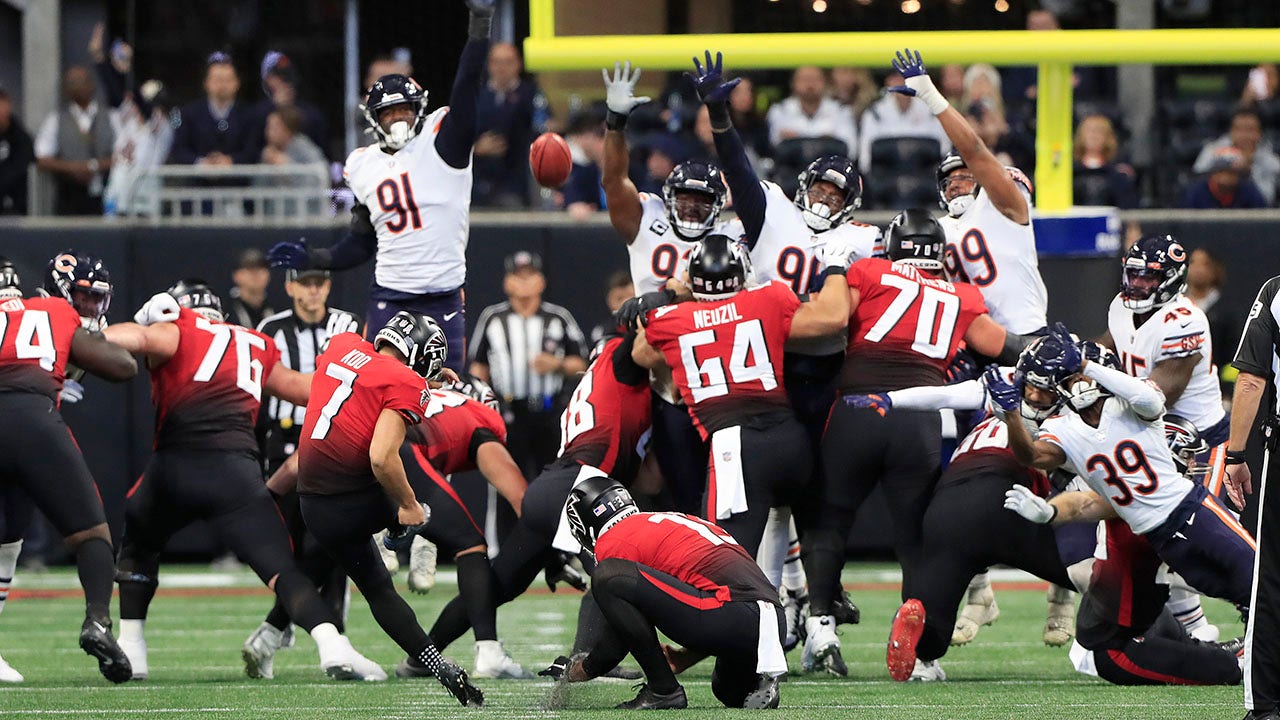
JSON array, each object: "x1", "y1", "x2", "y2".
[
  {"x1": 832, "y1": 591, "x2": 861, "y2": 625},
  {"x1": 742, "y1": 673, "x2": 781, "y2": 709},
  {"x1": 435, "y1": 659, "x2": 484, "y2": 707},
  {"x1": 1212, "y1": 636, "x2": 1247, "y2": 658},
  {"x1": 79, "y1": 617, "x2": 133, "y2": 684},
  {"x1": 616, "y1": 683, "x2": 687, "y2": 710},
  {"x1": 1242, "y1": 712, "x2": 1278, "y2": 720}
]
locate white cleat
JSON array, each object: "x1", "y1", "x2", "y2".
[
  {"x1": 909, "y1": 658, "x2": 946, "y2": 682},
  {"x1": 243, "y1": 622, "x2": 283, "y2": 679},
  {"x1": 407, "y1": 535, "x2": 438, "y2": 594},
  {"x1": 117, "y1": 635, "x2": 148, "y2": 681},
  {"x1": 0, "y1": 653, "x2": 24, "y2": 683},
  {"x1": 321, "y1": 635, "x2": 387, "y2": 682},
  {"x1": 1043, "y1": 584, "x2": 1076, "y2": 647},
  {"x1": 952, "y1": 575, "x2": 999, "y2": 646},
  {"x1": 373, "y1": 530, "x2": 400, "y2": 573},
  {"x1": 801, "y1": 615, "x2": 846, "y2": 676},
  {"x1": 473, "y1": 639, "x2": 533, "y2": 679}
]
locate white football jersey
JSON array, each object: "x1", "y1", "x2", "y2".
[
  {"x1": 343, "y1": 107, "x2": 472, "y2": 295},
  {"x1": 939, "y1": 187, "x2": 1047, "y2": 335},
  {"x1": 1106, "y1": 293, "x2": 1225, "y2": 432},
  {"x1": 1039, "y1": 398, "x2": 1195, "y2": 534},
  {"x1": 627, "y1": 193, "x2": 744, "y2": 295}
]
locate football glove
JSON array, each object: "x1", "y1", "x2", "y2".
[
  {"x1": 325, "y1": 312, "x2": 359, "y2": 340},
  {"x1": 844, "y1": 393, "x2": 892, "y2": 417},
  {"x1": 1004, "y1": 485, "x2": 1057, "y2": 524},
  {"x1": 818, "y1": 235, "x2": 860, "y2": 272},
  {"x1": 435, "y1": 658, "x2": 485, "y2": 707},
  {"x1": 946, "y1": 348, "x2": 981, "y2": 384},
  {"x1": 982, "y1": 364, "x2": 1021, "y2": 419},
  {"x1": 887, "y1": 48, "x2": 949, "y2": 115},
  {"x1": 1049, "y1": 322, "x2": 1083, "y2": 375},
  {"x1": 267, "y1": 238, "x2": 310, "y2": 270},
  {"x1": 685, "y1": 50, "x2": 740, "y2": 105},
  {"x1": 614, "y1": 288, "x2": 675, "y2": 329},
  {"x1": 60, "y1": 378, "x2": 85, "y2": 404},
  {"x1": 602, "y1": 61, "x2": 651, "y2": 117},
  {"x1": 544, "y1": 551, "x2": 588, "y2": 593},
  {"x1": 133, "y1": 292, "x2": 181, "y2": 326},
  {"x1": 383, "y1": 502, "x2": 432, "y2": 551}
]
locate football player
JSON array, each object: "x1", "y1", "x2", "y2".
[
  {"x1": 103, "y1": 281, "x2": 384, "y2": 682},
  {"x1": 0, "y1": 257, "x2": 19, "y2": 300},
  {"x1": 553, "y1": 472, "x2": 786, "y2": 710},
  {"x1": 290, "y1": 310, "x2": 483, "y2": 706},
  {"x1": 267, "y1": 0, "x2": 497, "y2": 372},
  {"x1": 0, "y1": 251, "x2": 138, "y2": 683},
  {"x1": 41, "y1": 251, "x2": 115, "y2": 405}
]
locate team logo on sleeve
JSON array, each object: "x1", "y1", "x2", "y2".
[
  {"x1": 420, "y1": 388, "x2": 430, "y2": 407},
  {"x1": 650, "y1": 219, "x2": 669, "y2": 236}
]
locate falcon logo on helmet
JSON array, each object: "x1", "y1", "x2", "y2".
[
  {"x1": 1121, "y1": 235, "x2": 1189, "y2": 313},
  {"x1": 662, "y1": 161, "x2": 727, "y2": 240},
  {"x1": 361, "y1": 74, "x2": 428, "y2": 151},
  {"x1": 564, "y1": 471, "x2": 637, "y2": 555},
  {"x1": 687, "y1": 234, "x2": 751, "y2": 301},
  {"x1": 1164, "y1": 414, "x2": 1209, "y2": 481},
  {"x1": 794, "y1": 155, "x2": 862, "y2": 232},
  {"x1": 884, "y1": 208, "x2": 947, "y2": 274},
  {"x1": 375, "y1": 311, "x2": 448, "y2": 380}
]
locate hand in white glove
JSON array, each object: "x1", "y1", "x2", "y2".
[
  {"x1": 602, "y1": 61, "x2": 651, "y2": 116},
  {"x1": 819, "y1": 235, "x2": 860, "y2": 272},
  {"x1": 1003, "y1": 485, "x2": 1057, "y2": 524},
  {"x1": 134, "y1": 292, "x2": 180, "y2": 327},
  {"x1": 60, "y1": 378, "x2": 85, "y2": 404},
  {"x1": 325, "y1": 312, "x2": 359, "y2": 339}
]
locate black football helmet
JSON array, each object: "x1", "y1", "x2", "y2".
[
  {"x1": 375, "y1": 311, "x2": 447, "y2": 380},
  {"x1": 564, "y1": 473, "x2": 638, "y2": 554},
  {"x1": 662, "y1": 161, "x2": 727, "y2": 240},
  {"x1": 166, "y1": 278, "x2": 224, "y2": 321},
  {"x1": 360, "y1": 74, "x2": 428, "y2": 151},
  {"x1": 1121, "y1": 235, "x2": 1189, "y2": 313},
  {"x1": 687, "y1": 234, "x2": 750, "y2": 301},
  {"x1": 884, "y1": 208, "x2": 947, "y2": 274},
  {"x1": 794, "y1": 155, "x2": 862, "y2": 232},
  {"x1": 45, "y1": 250, "x2": 113, "y2": 330},
  {"x1": 1164, "y1": 414, "x2": 1209, "y2": 481},
  {"x1": 0, "y1": 256, "x2": 21, "y2": 300}
]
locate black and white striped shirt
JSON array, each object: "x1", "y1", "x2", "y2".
[
  {"x1": 256, "y1": 307, "x2": 362, "y2": 464},
  {"x1": 469, "y1": 300, "x2": 586, "y2": 404},
  {"x1": 1235, "y1": 275, "x2": 1280, "y2": 415}
]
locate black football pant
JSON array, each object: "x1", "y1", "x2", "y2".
[
  {"x1": 808, "y1": 404, "x2": 941, "y2": 614},
  {"x1": 651, "y1": 395, "x2": 709, "y2": 515},
  {"x1": 913, "y1": 471, "x2": 1074, "y2": 662},
  {"x1": 117, "y1": 449, "x2": 333, "y2": 633},
  {"x1": 1089, "y1": 610, "x2": 1241, "y2": 686},
  {"x1": 586, "y1": 558, "x2": 785, "y2": 707},
  {"x1": 300, "y1": 485, "x2": 437, "y2": 657},
  {"x1": 262, "y1": 488, "x2": 349, "y2": 633},
  {"x1": 1246, "y1": 447, "x2": 1280, "y2": 713}
]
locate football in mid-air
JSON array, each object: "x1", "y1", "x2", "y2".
[{"x1": 530, "y1": 132, "x2": 573, "y2": 189}]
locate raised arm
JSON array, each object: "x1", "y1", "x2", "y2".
[
  {"x1": 433, "y1": 0, "x2": 494, "y2": 170},
  {"x1": 601, "y1": 62, "x2": 651, "y2": 243},
  {"x1": 889, "y1": 49, "x2": 1029, "y2": 225},
  {"x1": 268, "y1": 207, "x2": 377, "y2": 273},
  {"x1": 1082, "y1": 359, "x2": 1165, "y2": 421}
]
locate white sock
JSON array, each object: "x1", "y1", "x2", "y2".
[
  {"x1": 781, "y1": 517, "x2": 806, "y2": 594},
  {"x1": 119, "y1": 618, "x2": 146, "y2": 643},
  {"x1": 755, "y1": 508, "x2": 791, "y2": 590},
  {"x1": 1167, "y1": 584, "x2": 1210, "y2": 634},
  {"x1": 0, "y1": 540, "x2": 20, "y2": 615},
  {"x1": 965, "y1": 572, "x2": 991, "y2": 603}
]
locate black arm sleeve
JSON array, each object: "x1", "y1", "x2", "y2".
[
  {"x1": 1233, "y1": 276, "x2": 1280, "y2": 377},
  {"x1": 434, "y1": 39, "x2": 490, "y2": 170},
  {"x1": 711, "y1": 126, "x2": 767, "y2": 248},
  {"x1": 611, "y1": 331, "x2": 650, "y2": 387},
  {"x1": 996, "y1": 331, "x2": 1036, "y2": 366},
  {"x1": 467, "y1": 428, "x2": 503, "y2": 466},
  {"x1": 308, "y1": 204, "x2": 378, "y2": 270}
]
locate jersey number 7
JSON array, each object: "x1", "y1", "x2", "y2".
[{"x1": 864, "y1": 273, "x2": 960, "y2": 359}]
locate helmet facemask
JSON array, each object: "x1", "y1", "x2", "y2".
[
  {"x1": 664, "y1": 188, "x2": 720, "y2": 240},
  {"x1": 940, "y1": 170, "x2": 979, "y2": 217}
]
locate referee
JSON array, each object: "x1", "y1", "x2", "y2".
[{"x1": 1225, "y1": 273, "x2": 1280, "y2": 720}]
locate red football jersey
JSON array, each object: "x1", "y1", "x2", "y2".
[
  {"x1": 0, "y1": 296, "x2": 81, "y2": 401},
  {"x1": 408, "y1": 389, "x2": 507, "y2": 475},
  {"x1": 150, "y1": 308, "x2": 281, "y2": 452},
  {"x1": 594, "y1": 511, "x2": 777, "y2": 604},
  {"x1": 643, "y1": 281, "x2": 799, "y2": 438},
  {"x1": 298, "y1": 332, "x2": 429, "y2": 494},
  {"x1": 559, "y1": 335, "x2": 652, "y2": 483},
  {"x1": 1078, "y1": 519, "x2": 1166, "y2": 642},
  {"x1": 842, "y1": 258, "x2": 989, "y2": 392},
  {"x1": 944, "y1": 415, "x2": 1050, "y2": 496}
]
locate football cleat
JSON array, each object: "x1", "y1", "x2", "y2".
[
  {"x1": 616, "y1": 683, "x2": 688, "y2": 710},
  {"x1": 1189, "y1": 623, "x2": 1222, "y2": 643},
  {"x1": 373, "y1": 530, "x2": 400, "y2": 573},
  {"x1": 79, "y1": 617, "x2": 133, "y2": 684},
  {"x1": 1043, "y1": 584, "x2": 1076, "y2": 647},
  {"x1": 909, "y1": 658, "x2": 947, "y2": 682},
  {"x1": 407, "y1": 535, "x2": 438, "y2": 594},
  {"x1": 832, "y1": 590, "x2": 861, "y2": 625},
  {"x1": 742, "y1": 673, "x2": 782, "y2": 709},
  {"x1": 1212, "y1": 635, "x2": 1246, "y2": 658},
  {"x1": 395, "y1": 656, "x2": 434, "y2": 678},
  {"x1": 0, "y1": 653, "x2": 24, "y2": 683},
  {"x1": 118, "y1": 634, "x2": 148, "y2": 681},
  {"x1": 242, "y1": 622, "x2": 284, "y2": 679},
  {"x1": 280, "y1": 624, "x2": 295, "y2": 649},
  {"x1": 801, "y1": 615, "x2": 846, "y2": 676},
  {"x1": 782, "y1": 589, "x2": 808, "y2": 651},
  {"x1": 473, "y1": 639, "x2": 533, "y2": 679},
  {"x1": 321, "y1": 635, "x2": 387, "y2": 681},
  {"x1": 436, "y1": 659, "x2": 485, "y2": 707},
  {"x1": 887, "y1": 599, "x2": 926, "y2": 682},
  {"x1": 952, "y1": 575, "x2": 999, "y2": 646}
]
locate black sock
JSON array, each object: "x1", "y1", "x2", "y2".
[
  {"x1": 571, "y1": 591, "x2": 607, "y2": 655},
  {"x1": 76, "y1": 537, "x2": 116, "y2": 622},
  {"x1": 273, "y1": 569, "x2": 334, "y2": 632},
  {"x1": 414, "y1": 643, "x2": 445, "y2": 673},
  {"x1": 454, "y1": 553, "x2": 498, "y2": 642},
  {"x1": 427, "y1": 595, "x2": 471, "y2": 650},
  {"x1": 802, "y1": 531, "x2": 845, "y2": 617},
  {"x1": 264, "y1": 599, "x2": 291, "y2": 632}
]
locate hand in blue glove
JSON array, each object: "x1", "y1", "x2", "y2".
[
  {"x1": 685, "y1": 50, "x2": 740, "y2": 105},
  {"x1": 946, "y1": 348, "x2": 981, "y2": 384},
  {"x1": 886, "y1": 48, "x2": 949, "y2": 115},
  {"x1": 891, "y1": 48, "x2": 928, "y2": 80},
  {"x1": 982, "y1": 364, "x2": 1021, "y2": 417},
  {"x1": 1049, "y1": 322, "x2": 1082, "y2": 374},
  {"x1": 267, "y1": 238, "x2": 310, "y2": 270},
  {"x1": 384, "y1": 502, "x2": 431, "y2": 552},
  {"x1": 844, "y1": 393, "x2": 893, "y2": 417}
]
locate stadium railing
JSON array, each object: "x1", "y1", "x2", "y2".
[{"x1": 125, "y1": 163, "x2": 333, "y2": 224}]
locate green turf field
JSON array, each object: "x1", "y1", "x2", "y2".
[{"x1": 0, "y1": 563, "x2": 1248, "y2": 719}]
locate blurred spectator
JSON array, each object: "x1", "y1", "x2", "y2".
[
  {"x1": 1180, "y1": 146, "x2": 1267, "y2": 209},
  {"x1": 35, "y1": 66, "x2": 114, "y2": 215},
  {"x1": 364, "y1": 50, "x2": 413, "y2": 93},
  {"x1": 1000, "y1": 10, "x2": 1112, "y2": 117},
  {"x1": 962, "y1": 64, "x2": 1004, "y2": 116},
  {"x1": 831, "y1": 67, "x2": 879, "y2": 120},
  {"x1": 0, "y1": 87, "x2": 34, "y2": 215},
  {"x1": 261, "y1": 107, "x2": 325, "y2": 167},
  {"x1": 1122, "y1": 220, "x2": 1144, "y2": 254},
  {"x1": 473, "y1": 42, "x2": 547, "y2": 208},
  {"x1": 167, "y1": 53, "x2": 263, "y2": 166},
  {"x1": 254, "y1": 51, "x2": 329, "y2": 158},
  {"x1": 940, "y1": 64, "x2": 967, "y2": 109},
  {"x1": 858, "y1": 71, "x2": 949, "y2": 174},
  {"x1": 590, "y1": 270, "x2": 635, "y2": 345},
  {"x1": 1193, "y1": 107, "x2": 1280, "y2": 205},
  {"x1": 1071, "y1": 113, "x2": 1137, "y2": 208},
  {"x1": 967, "y1": 98, "x2": 1035, "y2": 177},
  {"x1": 1240, "y1": 63, "x2": 1279, "y2": 107},
  {"x1": 728, "y1": 76, "x2": 772, "y2": 160},
  {"x1": 1184, "y1": 247, "x2": 1238, "y2": 380},
  {"x1": 561, "y1": 111, "x2": 606, "y2": 220},
  {"x1": 635, "y1": 134, "x2": 686, "y2": 196},
  {"x1": 226, "y1": 248, "x2": 275, "y2": 328},
  {"x1": 766, "y1": 66, "x2": 857, "y2": 155}
]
